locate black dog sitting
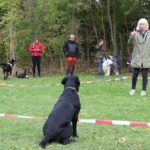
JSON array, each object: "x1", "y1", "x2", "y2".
[
  {"x1": 39, "y1": 75, "x2": 81, "y2": 148},
  {"x1": 0, "y1": 59, "x2": 16, "y2": 80},
  {"x1": 16, "y1": 69, "x2": 29, "y2": 78}
]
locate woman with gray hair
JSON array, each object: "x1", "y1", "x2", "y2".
[{"x1": 128, "y1": 18, "x2": 150, "y2": 96}]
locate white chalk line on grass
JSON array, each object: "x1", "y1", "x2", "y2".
[
  {"x1": 0, "y1": 76, "x2": 128, "y2": 88},
  {"x1": 0, "y1": 83, "x2": 61, "y2": 88},
  {"x1": 1, "y1": 113, "x2": 150, "y2": 127},
  {"x1": 0, "y1": 76, "x2": 150, "y2": 88}
]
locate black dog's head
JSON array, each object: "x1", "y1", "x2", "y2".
[
  {"x1": 61, "y1": 75, "x2": 80, "y2": 92},
  {"x1": 9, "y1": 59, "x2": 16, "y2": 65}
]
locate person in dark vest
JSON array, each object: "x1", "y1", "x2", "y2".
[{"x1": 63, "y1": 34, "x2": 79, "y2": 75}]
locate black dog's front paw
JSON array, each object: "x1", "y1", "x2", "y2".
[
  {"x1": 61, "y1": 139, "x2": 70, "y2": 145},
  {"x1": 73, "y1": 133, "x2": 78, "y2": 138},
  {"x1": 39, "y1": 141, "x2": 46, "y2": 149},
  {"x1": 39, "y1": 144, "x2": 46, "y2": 149}
]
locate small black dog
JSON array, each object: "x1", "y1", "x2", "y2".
[
  {"x1": 0, "y1": 59, "x2": 16, "y2": 80},
  {"x1": 16, "y1": 69, "x2": 29, "y2": 78},
  {"x1": 39, "y1": 75, "x2": 81, "y2": 148}
]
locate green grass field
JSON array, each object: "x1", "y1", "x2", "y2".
[{"x1": 1, "y1": 73, "x2": 150, "y2": 150}]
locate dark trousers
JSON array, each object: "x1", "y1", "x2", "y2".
[
  {"x1": 66, "y1": 57, "x2": 77, "y2": 75},
  {"x1": 132, "y1": 68, "x2": 148, "y2": 91},
  {"x1": 32, "y1": 56, "x2": 41, "y2": 76},
  {"x1": 66, "y1": 61, "x2": 76, "y2": 75}
]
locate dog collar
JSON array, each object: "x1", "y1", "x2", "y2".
[
  {"x1": 8, "y1": 63, "x2": 13, "y2": 67},
  {"x1": 65, "y1": 87, "x2": 77, "y2": 93}
]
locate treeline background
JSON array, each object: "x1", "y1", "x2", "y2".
[{"x1": 0, "y1": 0, "x2": 150, "y2": 73}]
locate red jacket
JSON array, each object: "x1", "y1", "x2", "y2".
[{"x1": 29, "y1": 41, "x2": 44, "y2": 56}]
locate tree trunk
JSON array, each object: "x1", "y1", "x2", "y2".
[
  {"x1": 9, "y1": 19, "x2": 16, "y2": 60},
  {"x1": 60, "y1": 52, "x2": 64, "y2": 74},
  {"x1": 100, "y1": 2, "x2": 106, "y2": 43},
  {"x1": 107, "y1": 0, "x2": 118, "y2": 55},
  {"x1": 119, "y1": 34, "x2": 123, "y2": 68},
  {"x1": 107, "y1": 0, "x2": 114, "y2": 53},
  {"x1": 91, "y1": 11, "x2": 98, "y2": 41},
  {"x1": 9, "y1": 12, "x2": 16, "y2": 75},
  {"x1": 112, "y1": 8, "x2": 118, "y2": 55},
  {"x1": 86, "y1": 24, "x2": 90, "y2": 68}
]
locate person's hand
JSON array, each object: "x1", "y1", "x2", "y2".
[
  {"x1": 99, "y1": 40, "x2": 104, "y2": 46},
  {"x1": 64, "y1": 52, "x2": 68, "y2": 57},
  {"x1": 34, "y1": 48, "x2": 39, "y2": 51},
  {"x1": 130, "y1": 28, "x2": 136, "y2": 37}
]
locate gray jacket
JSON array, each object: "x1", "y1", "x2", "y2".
[{"x1": 128, "y1": 30, "x2": 150, "y2": 68}]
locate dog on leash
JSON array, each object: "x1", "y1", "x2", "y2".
[
  {"x1": 16, "y1": 69, "x2": 29, "y2": 78},
  {"x1": 39, "y1": 75, "x2": 81, "y2": 148},
  {"x1": 0, "y1": 59, "x2": 16, "y2": 80}
]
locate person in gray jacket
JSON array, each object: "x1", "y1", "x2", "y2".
[{"x1": 128, "y1": 18, "x2": 150, "y2": 96}]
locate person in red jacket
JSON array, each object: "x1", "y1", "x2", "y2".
[{"x1": 29, "y1": 38, "x2": 44, "y2": 77}]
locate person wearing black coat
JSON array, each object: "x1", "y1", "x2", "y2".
[{"x1": 63, "y1": 34, "x2": 79, "y2": 75}]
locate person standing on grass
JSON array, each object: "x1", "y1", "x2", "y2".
[
  {"x1": 29, "y1": 38, "x2": 44, "y2": 77},
  {"x1": 96, "y1": 38, "x2": 106, "y2": 56},
  {"x1": 63, "y1": 34, "x2": 79, "y2": 75},
  {"x1": 128, "y1": 18, "x2": 150, "y2": 96}
]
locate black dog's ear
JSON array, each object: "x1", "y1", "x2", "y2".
[
  {"x1": 75, "y1": 76, "x2": 80, "y2": 86},
  {"x1": 10, "y1": 59, "x2": 16, "y2": 64},
  {"x1": 61, "y1": 77, "x2": 68, "y2": 85}
]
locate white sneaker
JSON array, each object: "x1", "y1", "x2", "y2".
[
  {"x1": 141, "y1": 91, "x2": 146, "y2": 96},
  {"x1": 130, "y1": 89, "x2": 135, "y2": 96}
]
